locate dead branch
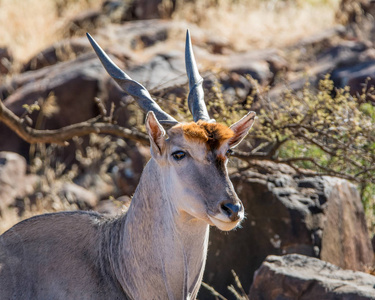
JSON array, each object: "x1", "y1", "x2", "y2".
[
  {"x1": 94, "y1": 97, "x2": 107, "y2": 117},
  {"x1": 232, "y1": 150, "x2": 366, "y2": 183},
  {"x1": 0, "y1": 100, "x2": 149, "y2": 146}
]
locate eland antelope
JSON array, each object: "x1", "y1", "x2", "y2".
[{"x1": 0, "y1": 30, "x2": 255, "y2": 300}]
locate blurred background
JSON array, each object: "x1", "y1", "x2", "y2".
[
  {"x1": 0, "y1": 0, "x2": 341, "y2": 62},
  {"x1": 0, "y1": 0, "x2": 375, "y2": 299}
]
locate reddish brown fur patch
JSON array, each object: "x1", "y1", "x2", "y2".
[{"x1": 181, "y1": 121, "x2": 234, "y2": 151}]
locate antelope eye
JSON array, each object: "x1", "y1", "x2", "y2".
[
  {"x1": 172, "y1": 151, "x2": 186, "y2": 161},
  {"x1": 226, "y1": 149, "x2": 233, "y2": 157}
]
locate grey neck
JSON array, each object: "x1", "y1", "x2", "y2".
[{"x1": 102, "y1": 159, "x2": 210, "y2": 300}]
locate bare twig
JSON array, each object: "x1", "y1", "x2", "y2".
[
  {"x1": 233, "y1": 150, "x2": 271, "y2": 161},
  {"x1": 267, "y1": 138, "x2": 288, "y2": 158},
  {"x1": 201, "y1": 282, "x2": 228, "y2": 300},
  {"x1": 296, "y1": 130, "x2": 364, "y2": 169},
  {"x1": 231, "y1": 270, "x2": 248, "y2": 299},
  {"x1": 233, "y1": 150, "x2": 362, "y2": 183},
  {"x1": 0, "y1": 100, "x2": 149, "y2": 146},
  {"x1": 108, "y1": 102, "x2": 115, "y2": 123},
  {"x1": 227, "y1": 285, "x2": 244, "y2": 300},
  {"x1": 94, "y1": 97, "x2": 107, "y2": 117}
]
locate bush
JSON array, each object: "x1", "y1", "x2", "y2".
[{"x1": 205, "y1": 74, "x2": 375, "y2": 230}]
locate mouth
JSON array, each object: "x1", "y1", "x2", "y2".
[{"x1": 208, "y1": 213, "x2": 244, "y2": 231}]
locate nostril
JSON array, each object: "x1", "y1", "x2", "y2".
[
  {"x1": 220, "y1": 202, "x2": 242, "y2": 221},
  {"x1": 221, "y1": 203, "x2": 232, "y2": 216}
]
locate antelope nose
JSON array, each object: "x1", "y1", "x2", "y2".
[{"x1": 220, "y1": 202, "x2": 243, "y2": 222}]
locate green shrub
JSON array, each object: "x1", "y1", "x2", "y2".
[{"x1": 205, "y1": 75, "x2": 375, "y2": 230}]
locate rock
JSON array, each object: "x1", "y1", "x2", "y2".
[
  {"x1": 126, "y1": 51, "x2": 186, "y2": 90},
  {"x1": 0, "y1": 47, "x2": 13, "y2": 76},
  {"x1": 217, "y1": 72, "x2": 253, "y2": 103},
  {"x1": 101, "y1": 0, "x2": 133, "y2": 23},
  {"x1": 249, "y1": 254, "x2": 375, "y2": 300},
  {"x1": 0, "y1": 54, "x2": 108, "y2": 158},
  {"x1": 95, "y1": 20, "x2": 175, "y2": 51},
  {"x1": 132, "y1": 0, "x2": 176, "y2": 19},
  {"x1": 64, "y1": 0, "x2": 177, "y2": 38},
  {"x1": 112, "y1": 145, "x2": 150, "y2": 196},
  {"x1": 203, "y1": 49, "x2": 288, "y2": 103},
  {"x1": 0, "y1": 152, "x2": 35, "y2": 213},
  {"x1": 320, "y1": 178, "x2": 374, "y2": 271},
  {"x1": 74, "y1": 172, "x2": 116, "y2": 201},
  {"x1": 331, "y1": 59, "x2": 375, "y2": 96},
  {"x1": 22, "y1": 37, "x2": 92, "y2": 71},
  {"x1": 205, "y1": 36, "x2": 231, "y2": 55},
  {"x1": 95, "y1": 195, "x2": 131, "y2": 216},
  {"x1": 221, "y1": 49, "x2": 287, "y2": 86},
  {"x1": 0, "y1": 63, "x2": 51, "y2": 101},
  {"x1": 65, "y1": 9, "x2": 107, "y2": 37},
  {"x1": 311, "y1": 41, "x2": 373, "y2": 78},
  {"x1": 290, "y1": 38, "x2": 375, "y2": 96},
  {"x1": 0, "y1": 152, "x2": 26, "y2": 210},
  {"x1": 200, "y1": 162, "x2": 373, "y2": 299},
  {"x1": 55, "y1": 182, "x2": 98, "y2": 209},
  {"x1": 317, "y1": 41, "x2": 370, "y2": 66},
  {"x1": 267, "y1": 76, "x2": 309, "y2": 103},
  {"x1": 291, "y1": 25, "x2": 346, "y2": 50}
]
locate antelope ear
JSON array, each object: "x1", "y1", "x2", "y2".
[
  {"x1": 145, "y1": 111, "x2": 166, "y2": 156},
  {"x1": 229, "y1": 111, "x2": 256, "y2": 148}
]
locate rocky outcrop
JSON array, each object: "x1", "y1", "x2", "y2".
[
  {"x1": 221, "y1": 49, "x2": 288, "y2": 86},
  {"x1": 0, "y1": 152, "x2": 36, "y2": 213},
  {"x1": 64, "y1": 0, "x2": 177, "y2": 37},
  {"x1": 22, "y1": 37, "x2": 92, "y2": 72},
  {"x1": 320, "y1": 179, "x2": 374, "y2": 271},
  {"x1": 332, "y1": 59, "x2": 375, "y2": 95},
  {"x1": 200, "y1": 162, "x2": 373, "y2": 299},
  {"x1": 249, "y1": 254, "x2": 375, "y2": 300},
  {"x1": 308, "y1": 40, "x2": 375, "y2": 96},
  {"x1": 0, "y1": 54, "x2": 107, "y2": 158},
  {"x1": 0, "y1": 47, "x2": 13, "y2": 76},
  {"x1": 270, "y1": 25, "x2": 375, "y2": 98},
  {"x1": 55, "y1": 182, "x2": 99, "y2": 209},
  {"x1": 0, "y1": 151, "x2": 123, "y2": 216}
]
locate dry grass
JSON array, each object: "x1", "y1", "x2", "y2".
[
  {"x1": 0, "y1": 0, "x2": 340, "y2": 63},
  {"x1": 0, "y1": 0, "x2": 102, "y2": 63},
  {"x1": 0, "y1": 130, "x2": 131, "y2": 234},
  {"x1": 173, "y1": 0, "x2": 340, "y2": 51}
]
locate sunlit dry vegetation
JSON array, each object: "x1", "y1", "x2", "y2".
[
  {"x1": 0, "y1": 0, "x2": 340, "y2": 62},
  {"x1": 173, "y1": 0, "x2": 340, "y2": 51},
  {"x1": 0, "y1": 0, "x2": 102, "y2": 62},
  {"x1": 0, "y1": 131, "x2": 130, "y2": 233}
]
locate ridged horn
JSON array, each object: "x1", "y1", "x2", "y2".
[
  {"x1": 87, "y1": 33, "x2": 178, "y2": 126},
  {"x1": 185, "y1": 30, "x2": 213, "y2": 123}
]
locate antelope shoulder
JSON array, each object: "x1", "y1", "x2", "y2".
[{"x1": 0, "y1": 211, "x2": 126, "y2": 300}]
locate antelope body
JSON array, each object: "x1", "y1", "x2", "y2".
[{"x1": 0, "y1": 31, "x2": 255, "y2": 300}]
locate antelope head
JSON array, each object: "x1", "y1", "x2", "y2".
[{"x1": 87, "y1": 30, "x2": 255, "y2": 231}]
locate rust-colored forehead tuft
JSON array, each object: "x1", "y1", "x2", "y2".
[{"x1": 181, "y1": 121, "x2": 234, "y2": 150}]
